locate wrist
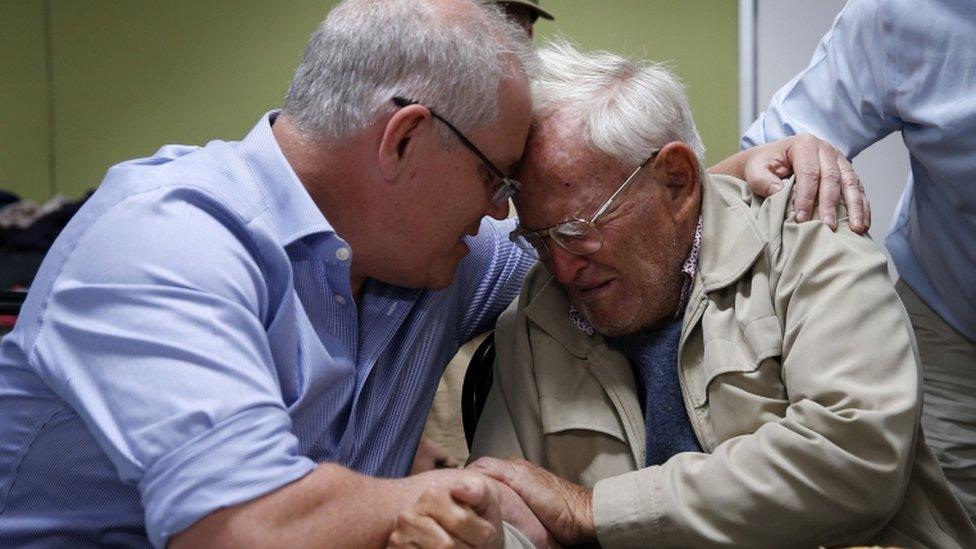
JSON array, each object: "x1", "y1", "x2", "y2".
[
  {"x1": 570, "y1": 486, "x2": 596, "y2": 544},
  {"x1": 707, "y1": 149, "x2": 749, "y2": 179}
]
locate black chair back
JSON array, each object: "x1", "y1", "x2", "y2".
[
  {"x1": 461, "y1": 333, "x2": 496, "y2": 449},
  {"x1": 0, "y1": 290, "x2": 27, "y2": 315}
]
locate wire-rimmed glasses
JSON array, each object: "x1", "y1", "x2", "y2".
[
  {"x1": 392, "y1": 96, "x2": 521, "y2": 206},
  {"x1": 509, "y1": 150, "x2": 660, "y2": 260}
]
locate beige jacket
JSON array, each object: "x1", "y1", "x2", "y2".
[{"x1": 470, "y1": 175, "x2": 976, "y2": 548}]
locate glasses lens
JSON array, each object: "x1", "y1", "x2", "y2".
[
  {"x1": 509, "y1": 231, "x2": 548, "y2": 260},
  {"x1": 552, "y1": 220, "x2": 603, "y2": 255},
  {"x1": 491, "y1": 178, "x2": 521, "y2": 206}
]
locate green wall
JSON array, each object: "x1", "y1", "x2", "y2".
[
  {"x1": 0, "y1": 0, "x2": 51, "y2": 202},
  {"x1": 537, "y1": 0, "x2": 738, "y2": 168},
  {"x1": 1, "y1": 0, "x2": 738, "y2": 201}
]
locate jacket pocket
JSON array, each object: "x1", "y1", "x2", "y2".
[
  {"x1": 540, "y1": 394, "x2": 628, "y2": 441},
  {"x1": 540, "y1": 395, "x2": 636, "y2": 486},
  {"x1": 691, "y1": 315, "x2": 784, "y2": 409}
]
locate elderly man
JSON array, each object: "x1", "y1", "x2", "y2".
[
  {"x1": 0, "y1": 1, "x2": 863, "y2": 547},
  {"x1": 456, "y1": 43, "x2": 976, "y2": 547}
]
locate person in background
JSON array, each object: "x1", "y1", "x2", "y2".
[
  {"x1": 742, "y1": 0, "x2": 976, "y2": 520},
  {"x1": 492, "y1": 0, "x2": 553, "y2": 38}
]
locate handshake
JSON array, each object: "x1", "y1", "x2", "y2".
[{"x1": 387, "y1": 457, "x2": 594, "y2": 549}]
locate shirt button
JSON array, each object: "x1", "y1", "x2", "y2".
[
  {"x1": 335, "y1": 294, "x2": 347, "y2": 305},
  {"x1": 334, "y1": 247, "x2": 351, "y2": 261}
]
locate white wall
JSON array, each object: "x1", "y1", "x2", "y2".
[{"x1": 746, "y1": 0, "x2": 910, "y2": 277}]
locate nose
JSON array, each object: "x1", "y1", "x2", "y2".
[
  {"x1": 485, "y1": 197, "x2": 510, "y2": 220},
  {"x1": 547, "y1": 244, "x2": 589, "y2": 285}
]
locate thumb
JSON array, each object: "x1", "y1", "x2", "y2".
[{"x1": 743, "y1": 165, "x2": 785, "y2": 197}]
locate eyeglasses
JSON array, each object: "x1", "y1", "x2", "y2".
[
  {"x1": 509, "y1": 150, "x2": 660, "y2": 261},
  {"x1": 392, "y1": 96, "x2": 521, "y2": 206}
]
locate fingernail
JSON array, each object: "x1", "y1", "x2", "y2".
[
  {"x1": 824, "y1": 214, "x2": 835, "y2": 227},
  {"x1": 771, "y1": 183, "x2": 782, "y2": 193},
  {"x1": 796, "y1": 210, "x2": 808, "y2": 222}
]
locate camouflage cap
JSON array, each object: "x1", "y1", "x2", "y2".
[{"x1": 491, "y1": 0, "x2": 554, "y2": 20}]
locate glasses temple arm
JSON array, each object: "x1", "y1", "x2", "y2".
[
  {"x1": 428, "y1": 112, "x2": 508, "y2": 180},
  {"x1": 590, "y1": 151, "x2": 658, "y2": 223}
]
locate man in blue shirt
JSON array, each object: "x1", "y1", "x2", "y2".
[
  {"x1": 0, "y1": 0, "x2": 865, "y2": 546},
  {"x1": 0, "y1": 1, "x2": 547, "y2": 546},
  {"x1": 742, "y1": 0, "x2": 976, "y2": 520}
]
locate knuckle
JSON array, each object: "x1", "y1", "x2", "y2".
[
  {"x1": 820, "y1": 167, "x2": 841, "y2": 182},
  {"x1": 395, "y1": 512, "x2": 410, "y2": 525},
  {"x1": 398, "y1": 512, "x2": 421, "y2": 527},
  {"x1": 418, "y1": 489, "x2": 437, "y2": 504},
  {"x1": 796, "y1": 189, "x2": 816, "y2": 203},
  {"x1": 446, "y1": 506, "x2": 470, "y2": 527},
  {"x1": 795, "y1": 166, "x2": 820, "y2": 178}
]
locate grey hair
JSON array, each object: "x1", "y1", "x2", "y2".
[
  {"x1": 283, "y1": 0, "x2": 534, "y2": 145},
  {"x1": 531, "y1": 39, "x2": 705, "y2": 168}
]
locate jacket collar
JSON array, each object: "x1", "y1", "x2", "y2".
[
  {"x1": 523, "y1": 174, "x2": 768, "y2": 356},
  {"x1": 696, "y1": 174, "x2": 767, "y2": 293}
]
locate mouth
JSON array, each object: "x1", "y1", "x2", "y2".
[{"x1": 577, "y1": 278, "x2": 616, "y2": 297}]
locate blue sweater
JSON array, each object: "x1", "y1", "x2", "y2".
[{"x1": 609, "y1": 318, "x2": 702, "y2": 466}]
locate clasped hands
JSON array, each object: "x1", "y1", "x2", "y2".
[{"x1": 387, "y1": 457, "x2": 590, "y2": 549}]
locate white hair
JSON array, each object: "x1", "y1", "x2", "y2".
[
  {"x1": 282, "y1": 0, "x2": 533, "y2": 145},
  {"x1": 531, "y1": 39, "x2": 705, "y2": 168}
]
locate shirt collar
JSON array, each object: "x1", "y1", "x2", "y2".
[
  {"x1": 568, "y1": 216, "x2": 704, "y2": 336},
  {"x1": 677, "y1": 216, "x2": 704, "y2": 312},
  {"x1": 238, "y1": 110, "x2": 335, "y2": 247}
]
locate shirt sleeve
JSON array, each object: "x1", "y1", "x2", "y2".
[
  {"x1": 28, "y1": 188, "x2": 316, "y2": 547},
  {"x1": 741, "y1": 0, "x2": 901, "y2": 158},
  {"x1": 453, "y1": 217, "x2": 535, "y2": 344}
]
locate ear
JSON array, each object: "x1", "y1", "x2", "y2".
[
  {"x1": 653, "y1": 141, "x2": 702, "y2": 223},
  {"x1": 377, "y1": 104, "x2": 432, "y2": 181}
]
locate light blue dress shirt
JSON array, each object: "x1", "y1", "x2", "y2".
[
  {"x1": 742, "y1": 0, "x2": 976, "y2": 342},
  {"x1": 0, "y1": 112, "x2": 533, "y2": 547}
]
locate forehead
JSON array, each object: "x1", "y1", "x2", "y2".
[
  {"x1": 469, "y1": 68, "x2": 533, "y2": 171},
  {"x1": 514, "y1": 114, "x2": 625, "y2": 228}
]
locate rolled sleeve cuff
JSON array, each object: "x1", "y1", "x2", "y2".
[
  {"x1": 593, "y1": 470, "x2": 663, "y2": 548},
  {"x1": 502, "y1": 521, "x2": 536, "y2": 548},
  {"x1": 140, "y1": 406, "x2": 317, "y2": 548}
]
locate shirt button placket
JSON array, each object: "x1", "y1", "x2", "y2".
[{"x1": 333, "y1": 246, "x2": 351, "y2": 306}]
